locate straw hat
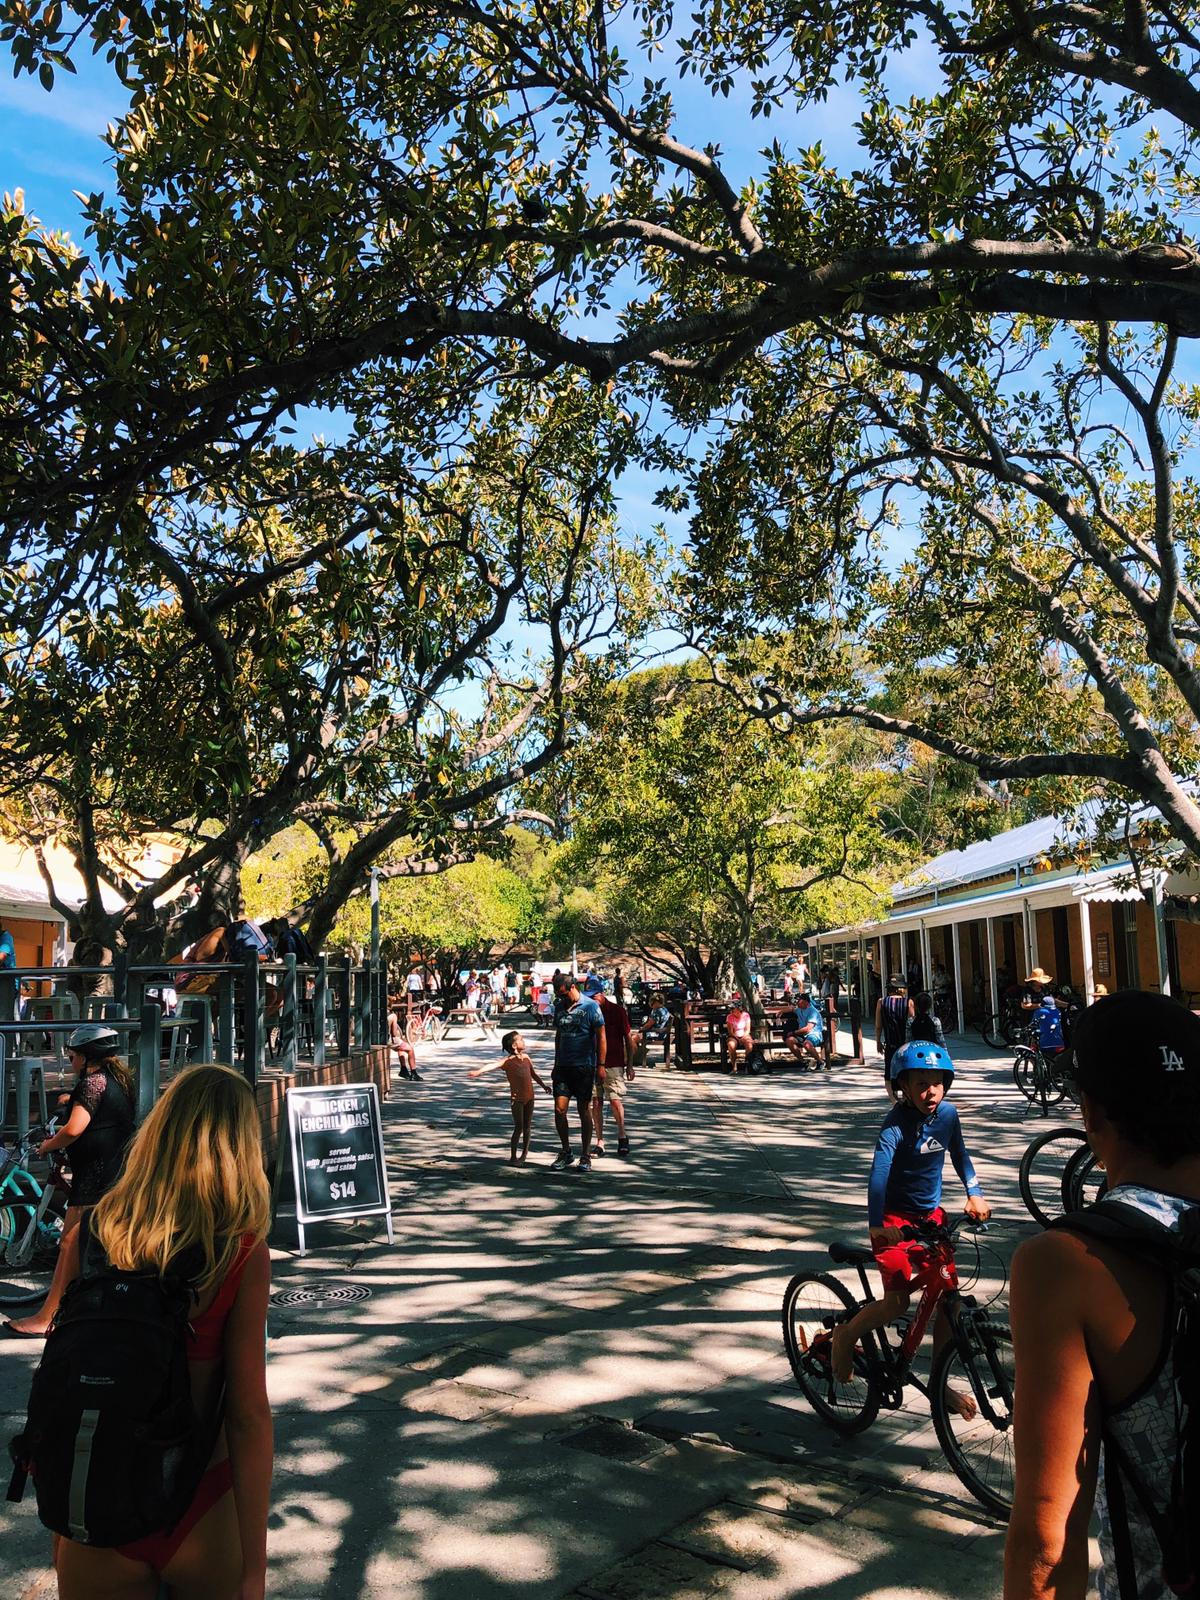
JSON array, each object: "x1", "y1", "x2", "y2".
[{"x1": 1028, "y1": 967, "x2": 1054, "y2": 985}]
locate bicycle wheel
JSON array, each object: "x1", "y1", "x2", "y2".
[
  {"x1": 930, "y1": 1317, "x2": 1015, "y2": 1517},
  {"x1": 1012, "y1": 1049, "x2": 1040, "y2": 1101},
  {"x1": 980, "y1": 1015, "x2": 1006, "y2": 1050},
  {"x1": 0, "y1": 1205, "x2": 56, "y2": 1306},
  {"x1": 782, "y1": 1271, "x2": 881, "y2": 1435},
  {"x1": 405, "y1": 1013, "x2": 423, "y2": 1044},
  {"x1": 1062, "y1": 1143, "x2": 1106, "y2": 1211},
  {"x1": 1018, "y1": 1126, "x2": 1087, "y2": 1227}
]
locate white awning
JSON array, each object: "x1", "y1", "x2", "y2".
[
  {"x1": 0, "y1": 871, "x2": 64, "y2": 913},
  {"x1": 1071, "y1": 867, "x2": 1145, "y2": 904},
  {"x1": 0, "y1": 869, "x2": 123, "y2": 918}
]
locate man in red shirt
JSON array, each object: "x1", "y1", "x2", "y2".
[{"x1": 592, "y1": 991, "x2": 635, "y2": 1157}]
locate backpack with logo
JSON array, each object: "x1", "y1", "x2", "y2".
[
  {"x1": 1051, "y1": 1196, "x2": 1200, "y2": 1597},
  {"x1": 1034, "y1": 997, "x2": 1065, "y2": 1052},
  {"x1": 6, "y1": 1216, "x2": 216, "y2": 1545}
]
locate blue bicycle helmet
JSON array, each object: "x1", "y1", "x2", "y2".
[{"x1": 889, "y1": 1040, "x2": 955, "y2": 1086}]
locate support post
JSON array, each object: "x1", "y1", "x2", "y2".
[
  {"x1": 136, "y1": 1003, "x2": 161, "y2": 1122},
  {"x1": 1151, "y1": 878, "x2": 1172, "y2": 997},
  {"x1": 280, "y1": 953, "x2": 298, "y2": 1073},
  {"x1": 1023, "y1": 898, "x2": 1037, "y2": 975},
  {"x1": 312, "y1": 955, "x2": 327, "y2": 1069},
  {"x1": 358, "y1": 963, "x2": 370, "y2": 1051},
  {"x1": 848, "y1": 994, "x2": 864, "y2": 1065},
  {"x1": 217, "y1": 971, "x2": 236, "y2": 1066},
  {"x1": 951, "y1": 921, "x2": 966, "y2": 1036},
  {"x1": 920, "y1": 922, "x2": 932, "y2": 993},
  {"x1": 1076, "y1": 895, "x2": 1095, "y2": 1002},
  {"x1": 190, "y1": 998, "x2": 213, "y2": 1063},
  {"x1": 337, "y1": 954, "x2": 352, "y2": 1058},
  {"x1": 986, "y1": 916, "x2": 999, "y2": 1026},
  {"x1": 241, "y1": 951, "x2": 264, "y2": 1088}
]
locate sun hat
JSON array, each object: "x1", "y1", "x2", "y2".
[{"x1": 1028, "y1": 967, "x2": 1054, "y2": 985}]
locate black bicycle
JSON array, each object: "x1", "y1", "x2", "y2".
[
  {"x1": 1018, "y1": 1126, "x2": 1106, "y2": 1227},
  {"x1": 782, "y1": 1217, "x2": 1014, "y2": 1516},
  {"x1": 1011, "y1": 1027, "x2": 1068, "y2": 1115}
]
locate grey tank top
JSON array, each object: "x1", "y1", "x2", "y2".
[{"x1": 1096, "y1": 1184, "x2": 1195, "y2": 1600}]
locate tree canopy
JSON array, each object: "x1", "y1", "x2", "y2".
[
  {"x1": 554, "y1": 668, "x2": 896, "y2": 998},
  {"x1": 6, "y1": 0, "x2": 1200, "y2": 910}
]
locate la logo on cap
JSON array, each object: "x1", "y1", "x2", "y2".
[{"x1": 1159, "y1": 1045, "x2": 1186, "y2": 1072}]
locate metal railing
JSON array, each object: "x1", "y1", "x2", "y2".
[{"x1": 0, "y1": 950, "x2": 389, "y2": 1121}]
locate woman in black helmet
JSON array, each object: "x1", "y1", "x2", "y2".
[{"x1": 3, "y1": 1023, "x2": 135, "y2": 1337}]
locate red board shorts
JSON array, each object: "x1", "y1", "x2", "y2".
[{"x1": 872, "y1": 1206, "x2": 957, "y2": 1295}]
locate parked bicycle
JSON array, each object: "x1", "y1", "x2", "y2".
[
  {"x1": 782, "y1": 1216, "x2": 1013, "y2": 1516},
  {"x1": 1010, "y1": 1026, "x2": 1068, "y2": 1115},
  {"x1": 406, "y1": 1000, "x2": 446, "y2": 1044},
  {"x1": 0, "y1": 1120, "x2": 68, "y2": 1307},
  {"x1": 1018, "y1": 1125, "x2": 1106, "y2": 1228},
  {"x1": 972, "y1": 996, "x2": 1024, "y2": 1050}
]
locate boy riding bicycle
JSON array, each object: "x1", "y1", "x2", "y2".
[{"x1": 831, "y1": 1041, "x2": 991, "y2": 1412}]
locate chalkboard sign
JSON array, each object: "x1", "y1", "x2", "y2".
[{"x1": 281, "y1": 1082, "x2": 393, "y2": 1255}]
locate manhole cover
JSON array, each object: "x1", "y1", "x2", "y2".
[
  {"x1": 561, "y1": 1420, "x2": 669, "y2": 1464},
  {"x1": 270, "y1": 1284, "x2": 373, "y2": 1311}
]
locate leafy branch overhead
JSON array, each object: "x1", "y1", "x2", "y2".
[{"x1": 5, "y1": 0, "x2": 1200, "y2": 535}]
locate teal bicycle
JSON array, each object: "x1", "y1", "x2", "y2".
[{"x1": 0, "y1": 1120, "x2": 67, "y2": 1307}]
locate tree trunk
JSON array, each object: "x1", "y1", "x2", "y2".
[{"x1": 731, "y1": 947, "x2": 764, "y2": 1025}]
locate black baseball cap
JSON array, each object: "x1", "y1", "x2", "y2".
[{"x1": 1072, "y1": 991, "x2": 1200, "y2": 1087}]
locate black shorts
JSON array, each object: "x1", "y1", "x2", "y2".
[{"x1": 552, "y1": 1068, "x2": 595, "y2": 1107}]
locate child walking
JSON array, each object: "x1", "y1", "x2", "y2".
[
  {"x1": 831, "y1": 1040, "x2": 990, "y2": 1415},
  {"x1": 468, "y1": 1031, "x2": 550, "y2": 1164}
]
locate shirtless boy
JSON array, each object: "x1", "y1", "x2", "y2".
[{"x1": 469, "y1": 1031, "x2": 550, "y2": 1164}]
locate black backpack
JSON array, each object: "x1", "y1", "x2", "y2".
[
  {"x1": 1052, "y1": 1197, "x2": 1200, "y2": 1597},
  {"x1": 6, "y1": 1218, "x2": 217, "y2": 1546}
]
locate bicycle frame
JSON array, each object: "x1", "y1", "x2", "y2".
[{"x1": 843, "y1": 1234, "x2": 961, "y2": 1403}]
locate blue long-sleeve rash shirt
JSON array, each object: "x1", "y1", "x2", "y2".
[{"x1": 867, "y1": 1100, "x2": 982, "y2": 1227}]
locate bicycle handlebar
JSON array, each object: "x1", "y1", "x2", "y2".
[{"x1": 899, "y1": 1216, "x2": 990, "y2": 1245}]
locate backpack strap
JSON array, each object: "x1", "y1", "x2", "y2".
[{"x1": 1102, "y1": 1439, "x2": 1144, "y2": 1600}]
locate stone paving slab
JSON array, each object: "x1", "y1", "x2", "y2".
[{"x1": 2, "y1": 1022, "x2": 1063, "y2": 1597}]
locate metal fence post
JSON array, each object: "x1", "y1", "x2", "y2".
[
  {"x1": 361, "y1": 958, "x2": 373, "y2": 1051},
  {"x1": 312, "y1": 955, "x2": 327, "y2": 1069},
  {"x1": 337, "y1": 954, "x2": 352, "y2": 1058},
  {"x1": 136, "y1": 1002, "x2": 161, "y2": 1122},
  {"x1": 280, "y1": 953, "x2": 298, "y2": 1073},
  {"x1": 217, "y1": 971, "x2": 236, "y2": 1065},
  {"x1": 376, "y1": 960, "x2": 389, "y2": 1048},
  {"x1": 193, "y1": 998, "x2": 214, "y2": 1063},
  {"x1": 241, "y1": 952, "x2": 264, "y2": 1087}
]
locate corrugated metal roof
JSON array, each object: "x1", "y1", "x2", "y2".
[{"x1": 892, "y1": 809, "x2": 1098, "y2": 901}]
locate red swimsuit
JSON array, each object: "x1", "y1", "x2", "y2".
[{"x1": 115, "y1": 1239, "x2": 255, "y2": 1572}]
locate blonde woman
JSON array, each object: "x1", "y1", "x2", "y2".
[
  {"x1": 5, "y1": 1023, "x2": 135, "y2": 1338},
  {"x1": 52, "y1": 1064, "x2": 272, "y2": 1600}
]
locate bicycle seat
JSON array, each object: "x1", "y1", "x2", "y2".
[{"x1": 828, "y1": 1240, "x2": 875, "y2": 1266}]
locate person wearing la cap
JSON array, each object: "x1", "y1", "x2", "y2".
[
  {"x1": 4, "y1": 1023, "x2": 135, "y2": 1337},
  {"x1": 1005, "y1": 992, "x2": 1200, "y2": 1600}
]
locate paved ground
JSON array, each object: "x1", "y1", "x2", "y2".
[{"x1": 3, "y1": 1019, "x2": 1089, "y2": 1599}]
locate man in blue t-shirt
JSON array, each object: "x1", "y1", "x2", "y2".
[
  {"x1": 552, "y1": 977, "x2": 606, "y2": 1172},
  {"x1": 784, "y1": 994, "x2": 826, "y2": 1070}
]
